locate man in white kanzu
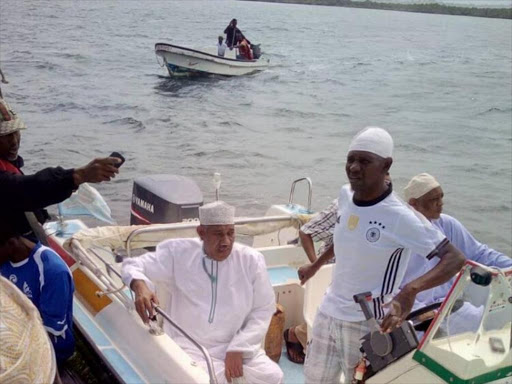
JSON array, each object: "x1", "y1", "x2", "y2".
[
  {"x1": 122, "y1": 201, "x2": 283, "y2": 384},
  {"x1": 298, "y1": 127, "x2": 465, "y2": 384}
]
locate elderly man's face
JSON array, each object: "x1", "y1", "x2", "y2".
[
  {"x1": 197, "y1": 224, "x2": 235, "y2": 261},
  {"x1": 345, "y1": 150, "x2": 391, "y2": 194},
  {"x1": 411, "y1": 186, "x2": 444, "y2": 220},
  {"x1": 0, "y1": 131, "x2": 21, "y2": 161}
]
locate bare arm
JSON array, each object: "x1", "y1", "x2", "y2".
[
  {"x1": 299, "y1": 230, "x2": 317, "y2": 263},
  {"x1": 298, "y1": 244, "x2": 334, "y2": 285},
  {"x1": 381, "y1": 242, "x2": 465, "y2": 332}
]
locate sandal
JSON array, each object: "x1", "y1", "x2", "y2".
[{"x1": 283, "y1": 328, "x2": 305, "y2": 364}]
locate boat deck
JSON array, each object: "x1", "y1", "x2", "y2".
[{"x1": 268, "y1": 265, "x2": 305, "y2": 383}]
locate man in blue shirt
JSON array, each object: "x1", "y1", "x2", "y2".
[
  {"x1": 402, "y1": 172, "x2": 511, "y2": 306},
  {"x1": 0, "y1": 227, "x2": 75, "y2": 364}
]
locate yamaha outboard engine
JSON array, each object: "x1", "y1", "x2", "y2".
[
  {"x1": 252, "y1": 44, "x2": 261, "y2": 59},
  {"x1": 130, "y1": 175, "x2": 203, "y2": 225}
]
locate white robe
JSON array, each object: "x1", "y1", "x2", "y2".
[{"x1": 122, "y1": 238, "x2": 283, "y2": 384}]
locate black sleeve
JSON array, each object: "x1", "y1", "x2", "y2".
[{"x1": 0, "y1": 167, "x2": 76, "y2": 212}]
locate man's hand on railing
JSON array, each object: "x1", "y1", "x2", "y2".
[
  {"x1": 224, "y1": 351, "x2": 243, "y2": 383},
  {"x1": 130, "y1": 279, "x2": 160, "y2": 324}
]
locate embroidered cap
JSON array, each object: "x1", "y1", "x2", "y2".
[
  {"x1": 403, "y1": 173, "x2": 441, "y2": 202},
  {"x1": 348, "y1": 126, "x2": 393, "y2": 159},
  {"x1": 199, "y1": 201, "x2": 235, "y2": 225},
  {"x1": 0, "y1": 99, "x2": 26, "y2": 136}
]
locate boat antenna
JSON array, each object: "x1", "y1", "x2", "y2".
[{"x1": 213, "y1": 172, "x2": 221, "y2": 201}]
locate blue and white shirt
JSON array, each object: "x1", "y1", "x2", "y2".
[{"x1": 0, "y1": 242, "x2": 75, "y2": 363}]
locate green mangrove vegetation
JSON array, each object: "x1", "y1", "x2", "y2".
[{"x1": 239, "y1": 0, "x2": 512, "y2": 19}]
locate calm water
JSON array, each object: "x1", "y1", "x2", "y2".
[
  {"x1": 1, "y1": 0, "x2": 511, "y2": 254},
  {"x1": 370, "y1": 0, "x2": 512, "y2": 7}
]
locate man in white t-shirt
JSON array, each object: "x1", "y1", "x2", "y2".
[
  {"x1": 217, "y1": 36, "x2": 227, "y2": 57},
  {"x1": 298, "y1": 127, "x2": 465, "y2": 384}
]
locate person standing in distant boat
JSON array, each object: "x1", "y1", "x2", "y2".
[
  {"x1": 224, "y1": 19, "x2": 250, "y2": 49},
  {"x1": 0, "y1": 67, "x2": 8, "y2": 99},
  {"x1": 217, "y1": 36, "x2": 227, "y2": 57}
]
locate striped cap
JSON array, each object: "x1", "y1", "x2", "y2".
[{"x1": 0, "y1": 99, "x2": 26, "y2": 136}]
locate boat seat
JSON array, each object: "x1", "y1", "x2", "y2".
[
  {"x1": 268, "y1": 266, "x2": 299, "y2": 286},
  {"x1": 303, "y1": 264, "x2": 334, "y2": 343}
]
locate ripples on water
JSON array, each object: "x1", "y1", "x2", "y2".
[{"x1": 0, "y1": 0, "x2": 510, "y2": 253}]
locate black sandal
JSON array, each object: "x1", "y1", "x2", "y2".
[{"x1": 283, "y1": 329, "x2": 305, "y2": 364}]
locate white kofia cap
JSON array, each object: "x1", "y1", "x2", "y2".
[
  {"x1": 404, "y1": 173, "x2": 441, "y2": 202},
  {"x1": 199, "y1": 201, "x2": 235, "y2": 225},
  {"x1": 348, "y1": 126, "x2": 393, "y2": 158}
]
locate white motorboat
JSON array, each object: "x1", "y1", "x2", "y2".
[
  {"x1": 42, "y1": 175, "x2": 511, "y2": 384},
  {"x1": 155, "y1": 43, "x2": 269, "y2": 77}
]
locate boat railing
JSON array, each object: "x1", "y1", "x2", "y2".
[
  {"x1": 125, "y1": 215, "x2": 298, "y2": 258},
  {"x1": 288, "y1": 177, "x2": 312, "y2": 212},
  {"x1": 153, "y1": 304, "x2": 218, "y2": 384},
  {"x1": 69, "y1": 239, "x2": 133, "y2": 308},
  {"x1": 70, "y1": 239, "x2": 218, "y2": 384}
]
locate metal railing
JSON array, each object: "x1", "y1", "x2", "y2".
[
  {"x1": 125, "y1": 215, "x2": 295, "y2": 257},
  {"x1": 70, "y1": 242, "x2": 217, "y2": 383},
  {"x1": 153, "y1": 305, "x2": 218, "y2": 384},
  {"x1": 69, "y1": 240, "x2": 132, "y2": 308},
  {"x1": 288, "y1": 177, "x2": 312, "y2": 212}
]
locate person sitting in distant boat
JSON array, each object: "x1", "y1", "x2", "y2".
[
  {"x1": 224, "y1": 19, "x2": 250, "y2": 49},
  {"x1": 122, "y1": 201, "x2": 284, "y2": 384},
  {"x1": 0, "y1": 225, "x2": 75, "y2": 366},
  {"x1": 235, "y1": 33, "x2": 253, "y2": 61},
  {"x1": 217, "y1": 36, "x2": 227, "y2": 57}
]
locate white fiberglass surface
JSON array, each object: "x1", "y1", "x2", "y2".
[{"x1": 424, "y1": 264, "x2": 512, "y2": 379}]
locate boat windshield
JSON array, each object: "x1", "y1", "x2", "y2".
[{"x1": 415, "y1": 263, "x2": 512, "y2": 383}]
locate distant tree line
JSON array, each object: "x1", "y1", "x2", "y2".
[{"x1": 239, "y1": 0, "x2": 512, "y2": 19}]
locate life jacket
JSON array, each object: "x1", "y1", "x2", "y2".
[{"x1": 0, "y1": 159, "x2": 22, "y2": 175}]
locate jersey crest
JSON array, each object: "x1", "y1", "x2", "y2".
[{"x1": 366, "y1": 221, "x2": 386, "y2": 243}]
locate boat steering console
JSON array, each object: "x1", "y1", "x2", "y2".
[{"x1": 353, "y1": 292, "x2": 420, "y2": 379}]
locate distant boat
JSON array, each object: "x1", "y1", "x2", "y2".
[{"x1": 155, "y1": 42, "x2": 269, "y2": 77}]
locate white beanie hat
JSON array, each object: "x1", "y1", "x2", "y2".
[
  {"x1": 348, "y1": 127, "x2": 393, "y2": 158},
  {"x1": 199, "y1": 201, "x2": 235, "y2": 225},
  {"x1": 404, "y1": 173, "x2": 441, "y2": 202}
]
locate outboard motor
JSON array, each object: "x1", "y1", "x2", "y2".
[
  {"x1": 252, "y1": 44, "x2": 261, "y2": 59},
  {"x1": 130, "y1": 175, "x2": 203, "y2": 225}
]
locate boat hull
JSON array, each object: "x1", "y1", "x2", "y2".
[{"x1": 155, "y1": 43, "x2": 269, "y2": 77}]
